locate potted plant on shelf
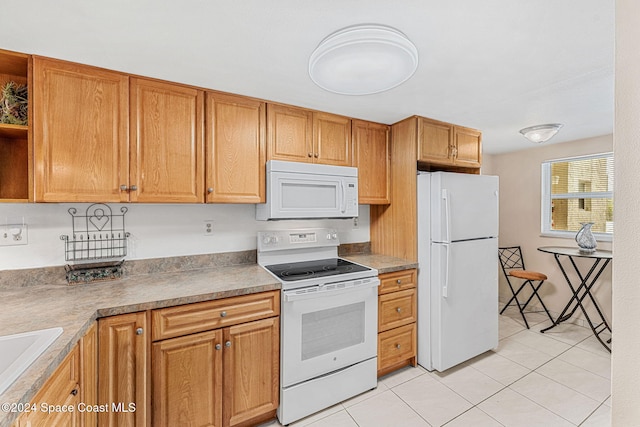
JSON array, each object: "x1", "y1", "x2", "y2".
[{"x1": 0, "y1": 81, "x2": 28, "y2": 125}]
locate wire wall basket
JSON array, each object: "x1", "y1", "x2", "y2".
[{"x1": 60, "y1": 204, "x2": 130, "y2": 262}]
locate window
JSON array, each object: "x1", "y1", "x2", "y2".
[{"x1": 541, "y1": 153, "x2": 613, "y2": 240}]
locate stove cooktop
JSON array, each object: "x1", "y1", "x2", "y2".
[{"x1": 264, "y1": 258, "x2": 371, "y2": 282}]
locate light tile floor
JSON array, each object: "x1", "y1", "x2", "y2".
[{"x1": 260, "y1": 307, "x2": 611, "y2": 427}]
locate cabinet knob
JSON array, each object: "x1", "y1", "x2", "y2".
[
  {"x1": 220, "y1": 311, "x2": 227, "y2": 318},
  {"x1": 130, "y1": 185, "x2": 138, "y2": 191},
  {"x1": 215, "y1": 343, "x2": 222, "y2": 351},
  {"x1": 225, "y1": 341, "x2": 232, "y2": 348},
  {"x1": 70, "y1": 388, "x2": 78, "y2": 396},
  {"x1": 207, "y1": 187, "x2": 214, "y2": 193},
  {"x1": 314, "y1": 153, "x2": 319, "y2": 158},
  {"x1": 396, "y1": 279, "x2": 402, "y2": 284},
  {"x1": 120, "y1": 185, "x2": 129, "y2": 191},
  {"x1": 136, "y1": 327, "x2": 144, "y2": 335},
  {"x1": 396, "y1": 344, "x2": 401, "y2": 350},
  {"x1": 396, "y1": 307, "x2": 402, "y2": 313},
  {"x1": 308, "y1": 153, "x2": 313, "y2": 157}
]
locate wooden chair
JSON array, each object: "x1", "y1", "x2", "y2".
[{"x1": 498, "y1": 246, "x2": 555, "y2": 329}]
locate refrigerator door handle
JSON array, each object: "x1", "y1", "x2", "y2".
[
  {"x1": 442, "y1": 189, "x2": 451, "y2": 243},
  {"x1": 443, "y1": 243, "x2": 450, "y2": 298}
]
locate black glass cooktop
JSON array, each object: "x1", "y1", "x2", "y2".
[{"x1": 264, "y1": 258, "x2": 371, "y2": 282}]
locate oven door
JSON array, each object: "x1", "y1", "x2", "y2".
[{"x1": 281, "y1": 277, "x2": 379, "y2": 388}]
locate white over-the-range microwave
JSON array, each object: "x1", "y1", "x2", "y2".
[{"x1": 256, "y1": 160, "x2": 358, "y2": 220}]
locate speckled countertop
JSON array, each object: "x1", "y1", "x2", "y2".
[
  {"x1": 0, "y1": 262, "x2": 279, "y2": 427},
  {"x1": 343, "y1": 254, "x2": 418, "y2": 274},
  {"x1": 0, "y1": 252, "x2": 416, "y2": 427}
]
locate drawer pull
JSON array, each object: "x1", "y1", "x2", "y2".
[
  {"x1": 396, "y1": 279, "x2": 402, "y2": 284},
  {"x1": 220, "y1": 311, "x2": 227, "y2": 317},
  {"x1": 70, "y1": 388, "x2": 78, "y2": 396},
  {"x1": 136, "y1": 328, "x2": 144, "y2": 335},
  {"x1": 396, "y1": 307, "x2": 402, "y2": 313},
  {"x1": 215, "y1": 343, "x2": 222, "y2": 350},
  {"x1": 396, "y1": 344, "x2": 401, "y2": 349},
  {"x1": 225, "y1": 341, "x2": 232, "y2": 348}
]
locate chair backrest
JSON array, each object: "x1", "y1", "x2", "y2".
[{"x1": 498, "y1": 246, "x2": 526, "y2": 277}]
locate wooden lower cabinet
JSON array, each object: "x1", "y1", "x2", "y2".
[
  {"x1": 15, "y1": 324, "x2": 97, "y2": 427},
  {"x1": 223, "y1": 318, "x2": 279, "y2": 427},
  {"x1": 152, "y1": 330, "x2": 223, "y2": 427},
  {"x1": 377, "y1": 269, "x2": 418, "y2": 377},
  {"x1": 98, "y1": 312, "x2": 149, "y2": 427},
  {"x1": 151, "y1": 291, "x2": 280, "y2": 427}
]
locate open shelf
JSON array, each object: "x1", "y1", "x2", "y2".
[
  {"x1": 0, "y1": 49, "x2": 30, "y2": 202},
  {"x1": 0, "y1": 123, "x2": 28, "y2": 139}
]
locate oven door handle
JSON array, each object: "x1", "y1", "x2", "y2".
[{"x1": 283, "y1": 279, "x2": 380, "y2": 302}]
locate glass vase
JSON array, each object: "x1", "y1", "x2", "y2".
[{"x1": 575, "y1": 222, "x2": 597, "y2": 254}]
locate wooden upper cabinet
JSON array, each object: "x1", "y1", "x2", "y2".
[
  {"x1": 267, "y1": 104, "x2": 351, "y2": 166},
  {"x1": 130, "y1": 78, "x2": 204, "y2": 203},
  {"x1": 267, "y1": 104, "x2": 313, "y2": 163},
  {"x1": 313, "y1": 112, "x2": 351, "y2": 166},
  {"x1": 32, "y1": 57, "x2": 129, "y2": 202},
  {"x1": 417, "y1": 117, "x2": 453, "y2": 165},
  {"x1": 417, "y1": 117, "x2": 482, "y2": 169},
  {"x1": 352, "y1": 119, "x2": 390, "y2": 204},
  {"x1": 206, "y1": 92, "x2": 266, "y2": 203},
  {"x1": 98, "y1": 311, "x2": 149, "y2": 427},
  {"x1": 453, "y1": 125, "x2": 482, "y2": 167}
]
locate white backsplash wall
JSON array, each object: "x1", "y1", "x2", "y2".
[{"x1": 0, "y1": 203, "x2": 370, "y2": 270}]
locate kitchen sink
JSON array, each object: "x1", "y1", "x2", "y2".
[{"x1": 0, "y1": 327, "x2": 63, "y2": 396}]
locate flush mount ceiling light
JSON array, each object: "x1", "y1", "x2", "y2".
[
  {"x1": 519, "y1": 123, "x2": 564, "y2": 143},
  {"x1": 308, "y1": 24, "x2": 419, "y2": 95}
]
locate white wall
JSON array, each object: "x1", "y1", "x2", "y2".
[
  {"x1": 0, "y1": 203, "x2": 370, "y2": 270},
  {"x1": 485, "y1": 134, "x2": 613, "y2": 322},
  {"x1": 612, "y1": 0, "x2": 640, "y2": 424}
]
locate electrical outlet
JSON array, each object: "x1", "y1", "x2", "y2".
[
  {"x1": 0, "y1": 224, "x2": 28, "y2": 246},
  {"x1": 204, "y1": 220, "x2": 214, "y2": 236}
]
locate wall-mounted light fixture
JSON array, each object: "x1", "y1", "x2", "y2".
[
  {"x1": 519, "y1": 123, "x2": 564, "y2": 143},
  {"x1": 308, "y1": 24, "x2": 419, "y2": 95}
]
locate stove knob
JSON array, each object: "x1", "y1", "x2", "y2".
[
  {"x1": 326, "y1": 233, "x2": 332, "y2": 240},
  {"x1": 331, "y1": 233, "x2": 338, "y2": 240},
  {"x1": 262, "y1": 236, "x2": 273, "y2": 245}
]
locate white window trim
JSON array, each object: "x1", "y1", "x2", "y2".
[{"x1": 540, "y1": 152, "x2": 613, "y2": 242}]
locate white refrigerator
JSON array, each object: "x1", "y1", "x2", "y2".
[{"x1": 417, "y1": 172, "x2": 499, "y2": 372}]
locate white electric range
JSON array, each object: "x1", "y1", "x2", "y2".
[{"x1": 257, "y1": 228, "x2": 379, "y2": 425}]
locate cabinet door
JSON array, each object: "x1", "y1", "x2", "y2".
[
  {"x1": 417, "y1": 117, "x2": 453, "y2": 165},
  {"x1": 352, "y1": 120, "x2": 390, "y2": 204},
  {"x1": 152, "y1": 330, "x2": 223, "y2": 427},
  {"x1": 313, "y1": 112, "x2": 351, "y2": 166},
  {"x1": 98, "y1": 312, "x2": 149, "y2": 427},
  {"x1": 206, "y1": 92, "x2": 266, "y2": 203},
  {"x1": 21, "y1": 344, "x2": 81, "y2": 427},
  {"x1": 80, "y1": 323, "x2": 98, "y2": 427},
  {"x1": 32, "y1": 57, "x2": 129, "y2": 202},
  {"x1": 223, "y1": 318, "x2": 279, "y2": 427},
  {"x1": 130, "y1": 78, "x2": 204, "y2": 203},
  {"x1": 267, "y1": 104, "x2": 313, "y2": 163},
  {"x1": 453, "y1": 126, "x2": 482, "y2": 168}
]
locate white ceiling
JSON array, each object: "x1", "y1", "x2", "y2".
[{"x1": 2, "y1": 1, "x2": 614, "y2": 154}]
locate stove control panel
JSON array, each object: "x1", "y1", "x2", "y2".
[{"x1": 257, "y1": 228, "x2": 339, "y2": 252}]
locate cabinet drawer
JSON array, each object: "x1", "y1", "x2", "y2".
[
  {"x1": 378, "y1": 323, "x2": 416, "y2": 372},
  {"x1": 152, "y1": 291, "x2": 280, "y2": 341},
  {"x1": 378, "y1": 288, "x2": 417, "y2": 332},
  {"x1": 378, "y1": 269, "x2": 417, "y2": 295}
]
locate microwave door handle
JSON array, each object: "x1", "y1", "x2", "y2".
[{"x1": 340, "y1": 181, "x2": 346, "y2": 213}]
